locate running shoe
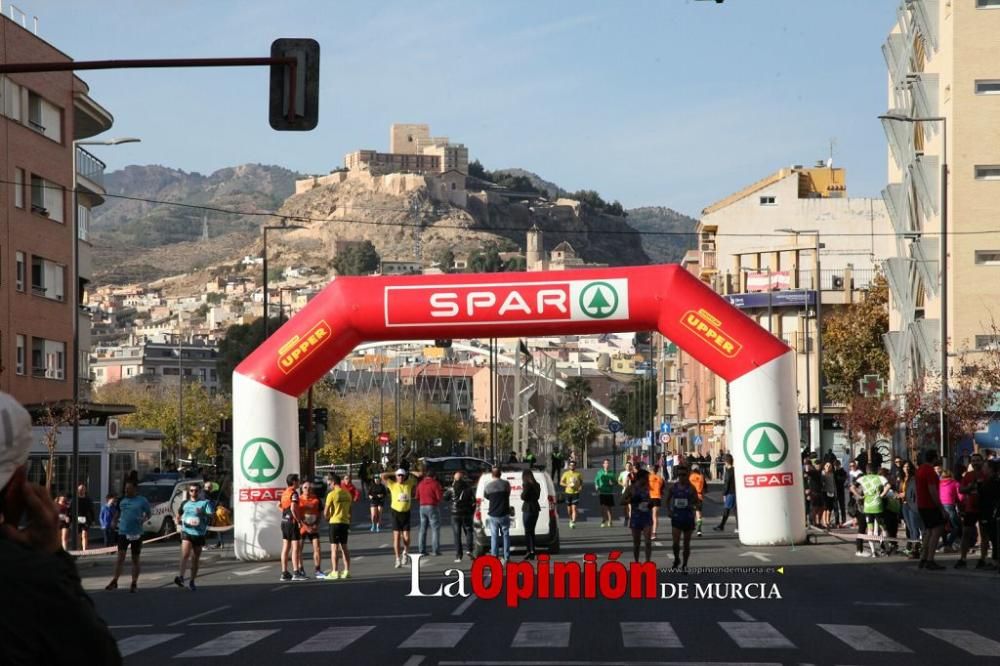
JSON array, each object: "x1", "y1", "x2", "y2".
[
  {"x1": 129, "y1": 582, "x2": 137, "y2": 593},
  {"x1": 314, "y1": 569, "x2": 327, "y2": 579},
  {"x1": 326, "y1": 570, "x2": 342, "y2": 580},
  {"x1": 954, "y1": 559, "x2": 967, "y2": 569},
  {"x1": 672, "y1": 558, "x2": 680, "y2": 569},
  {"x1": 855, "y1": 551, "x2": 870, "y2": 557},
  {"x1": 697, "y1": 529, "x2": 703, "y2": 537},
  {"x1": 370, "y1": 525, "x2": 376, "y2": 532},
  {"x1": 174, "y1": 576, "x2": 185, "y2": 587},
  {"x1": 394, "y1": 557, "x2": 402, "y2": 569},
  {"x1": 454, "y1": 557, "x2": 463, "y2": 563},
  {"x1": 280, "y1": 571, "x2": 292, "y2": 582},
  {"x1": 569, "y1": 521, "x2": 575, "y2": 529},
  {"x1": 105, "y1": 581, "x2": 117, "y2": 591},
  {"x1": 341, "y1": 570, "x2": 351, "y2": 579},
  {"x1": 376, "y1": 524, "x2": 381, "y2": 532},
  {"x1": 188, "y1": 580, "x2": 197, "y2": 592},
  {"x1": 925, "y1": 561, "x2": 945, "y2": 571},
  {"x1": 291, "y1": 571, "x2": 308, "y2": 581},
  {"x1": 712, "y1": 525, "x2": 723, "y2": 532}
]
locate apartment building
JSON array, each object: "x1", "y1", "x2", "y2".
[
  {"x1": 0, "y1": 16, "x2": 114, "y2": 405},
  {"x1": 674, "y1": 165, "x2": 892, "y2": 457},
  {"x1": 881, "y1": 1, "x2": 1000, "y2": 398},
  {"x1": 90, "y1": 337, "x2": 221, "y2": 393}
]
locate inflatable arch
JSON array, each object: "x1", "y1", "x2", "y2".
[{"x1": 233, "y1": 264, "x2": 807, "y2": 560}]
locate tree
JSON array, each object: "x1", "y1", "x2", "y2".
[
  {"x1": 39, "y1": 403, "x2": 80, "y2": 493},
  {"x1": 562, "y1": 376, "x2": 593, "y2": 412},
  {"x1": 216, "y1": 317, "x2": 282, "y2": 392},
  {"x1": 434, "y1": 247, "x2": 455, "y2": 273},
  {"x1": 557, "y1": 411, "x2": 600, "y2": 462},
  {"x1": 822, "y1": 277, "x2": 890, "y2": 405},
  {"x1": 333, "y1": 240, "x2": 380, "y2": 276},
  {"x1": 840, "y1": 396, "x2": 898, "y2": 460},
  {"x1": 468, "y1": 159, "x2": 488, "y2": 180},
  {"x1": 467, "y1": 244, "x2": 505, "y2": 273},
  {"x1": 609, "y1": 378, "x2": 657, "y2": 438}
]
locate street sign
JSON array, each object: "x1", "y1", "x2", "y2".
[
  {"x1": 660, "y1": 433, "x2": 671, "y2": 445},
  {"x1": 859, "y1": 374, "x2": 885, "y2": 398},
  {"x1": 694, "y1": 435, "x2": 703, "y2": 446},
  {"x1": 660, "y1": 422, "x2": 672, "y2": 434},
  {"x1": 378, "y1": 432, "x2": 390, "y2": 444},
  {"x1": 107, "y1": 417, "x2": 119, "y2": 441},
  {"x1": 608, "y1": 420, "x2": 623, "y2": 433}
]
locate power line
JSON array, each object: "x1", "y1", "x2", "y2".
[{"x1": 13, "y1": 178, "x2": 1000, "y2": 238}]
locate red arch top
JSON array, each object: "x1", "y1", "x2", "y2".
[{"x1": 235, "y1": 264, "x2": 789, "y2": 397}]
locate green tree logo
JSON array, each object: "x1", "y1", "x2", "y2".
[
  {"x1": 579, "y1": 282, "x2": 619, "y2": 319},
  {"x1": 240, "y1": 437, "x2": 284, "y2": 483},
  {"x1": 742, "y1": 422, "x2": 789, "y2": 469}
]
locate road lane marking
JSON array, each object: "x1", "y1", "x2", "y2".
[
  {"x1": 233, "y1": 565, "x2": 271, "y2": 577},
  {"x1": 620, "y1": 622, "x2": 682, "y2": 648},
  {"x1": 109, "y1": 624, "x2": 153, "y2": 629},
  {"x1": 174, "y1": 629, "x2": 278, "y2": 657},
  {"x1": 399, "y1": 622, "x2": 474, "y2": 649},
  {"x1": 718, "y1": 622, "x2": 795, "y2": 649},
  {"x1": 117, "y1": 634, "x2": 182, "y2": 657},
  {"x1": 168, "y1": 605, "x2": 231, "y2": 627},
  {"x1": 512, "y1": 622, "x2": 571, "y2": 648},
  {"x1": 922, "y1": 628, "x2": 1000, "y2": 656},
  {"x1": 853, "y1": 601, "x2": 909, "y2": 607},
  {"x1": 818, "y1": 624, "x2": 912, "y2": 652},
  {"x1": 286, "y1": 625, "x2": 375, "y2": 653},
  {"x1": 733, "y1": 609, "x2": 757, "y2": 622},
  {"x1": 379, "y1": 543, "x2": 390, "y2": 548},
  {"x1": 194, "y1": 613, "x2": 431, "y2": 626},
  {"x1": 438, "y1": 662, "x2": 783, "y2": 665},
  {"x1": 402, "y1": 657, "x2": 426, "y2": 666},
  {"x1": 452, "y1": 595, "x2": 477, "y2": 616}
]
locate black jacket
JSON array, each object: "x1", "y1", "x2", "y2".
[
  {"x1": 443, "y1": 479, "x2": 475, "y2": 516},
  {"x1": 521, "y1": 482, "x2": 541, "y2": 514},
  {"x1": 0, "y1": 540, "x2": 121, "y2": 666}
]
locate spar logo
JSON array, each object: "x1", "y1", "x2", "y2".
[
  {"x1": 240, "y1": 437, "x2": 284, "y2": 484},
  {"x1": 277, "y1": 320, "x2": 331, "y2": 374},
  {"x1": 680, "y1": 308, "x2": 742, "y2": 358},
  {"x1": 742, "y1": 422, "x2": 789, "y2": 470},
  {"x1": 744, "y1": 472, "x2": 795, "y2": 488},
  {"x1": 384, "y1": 279, "x2": 629, "y2": 327}
]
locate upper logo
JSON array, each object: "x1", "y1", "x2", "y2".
[
  {"x1": 240, "y1": 437, "x2": 284, "y2": 483},
  {"x1": 680, "y1": 308, "x2": 743, "y2": 358},
  {"x1": 277, "y1": 320, "x2": 332, "y2": 374},
  {"x1": 742, "y1": 422, "x2": 789, "y2": 470},
  {"x1": 578, "y1": 281, "x2": 619, "y2": 319}
]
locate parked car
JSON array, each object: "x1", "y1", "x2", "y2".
[
  {"x1": 137, "y1": 477, "x2": 203, "y2": 536},
  {"x1": 472, "y1": 465, "x2": 559, "y2": 556},
  {"x1": 419, "y1": 456, "x2": 493, "y2": 486}
]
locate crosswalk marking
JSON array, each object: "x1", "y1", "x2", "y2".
[
  {"x1": 117, "y1": 634, "x2": 182, "y2": 657},
  {"x1": 287, "y1": 625, "x2": 374, "y2": 653},
  {"x1": 922, "y1": 628, "x2": 1000, "y2": 656},
  {"x1": 620, "y1": 622, "x2": 682, "y2": 648},
  {"x1": 719, "y1": 622, "x2": 795, "y2": 649},
  {"x1": 175, "y1": 629, "x2": 279, "y2": 657},
  {"x1": 512, "y1": 622, "x2": 571, "y2": 648},
  {"x1": 818, "y1": 624, "x2": 911, "y2": 652},
  {"x1": 399, "y1": 623, "x2": 473, "y2": 649}
]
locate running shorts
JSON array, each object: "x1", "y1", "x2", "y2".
[
  {"x1": 181, "y1": 533, "x2": 206, "y2": 548},
  {"x1": 565, "y1": 494, "x2": 580, "y2": 506},
  {"x1": 116, "y1": 534, "x2": 143, "y2": 554},
  {"x1": 391, "y1": 509, "x2": 411, "y2": 531},
  {"x1": 281, "y1": 521, "x2": 302, "y2": 541},
  {"x1": 328, "y1": 523, "x2": 350, "y2": 545},
  {"x1": 919, "y1": 507, "x2": 945, "y2": 530},
  {"x1": 599, "y1": 494, "x2": 615, "y2": 507}
]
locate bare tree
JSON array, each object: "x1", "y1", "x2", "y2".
[{"x1": 39, "y1": 403, "x2": 80, "y2": 493}]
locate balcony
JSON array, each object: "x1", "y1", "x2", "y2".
[{"x1": 76, "y1": 145, "x2": 106, "y2": 187}]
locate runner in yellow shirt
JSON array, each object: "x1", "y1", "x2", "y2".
[
  {"x1": 323, "y1": 473, "x2": 353, "y2": 579},
  {"x1": 560, "y1": 460, "x2": 583, "y2": 528},
  {"x1": 381, "y1": 468, "x2": 420, "y2": 568}
]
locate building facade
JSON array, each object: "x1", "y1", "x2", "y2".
[
  {"x1": 0, "y1": 16, "x2": 114, "y2": 406},
  {"x1": 881, "y1": 1, "x2": 1000, "y2": 400},
  {"x1": 91, "y1": 338, "x2": 221, "y2": 393}
]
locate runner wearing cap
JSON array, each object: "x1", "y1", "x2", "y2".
[
  {"x1": 382, "y1": 468, "x2": 420, "y2": 568},
  {"x1": 174, "y1": 482, "x2": 212, "y2": 591},
  {"x1": 560, "y1": 460, "x2": 583, "y2": 528}
]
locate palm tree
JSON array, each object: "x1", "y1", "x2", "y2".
[{"x1": 562, "y1": 376, "x2": 592, "y2": 412}]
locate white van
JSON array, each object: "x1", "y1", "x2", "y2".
[
  {"x1": 137, "y1": 477, "x2": 203, "y2": 536},
  {"x1": 472, "y1": 466, "x2": 559, "y2": 556}
]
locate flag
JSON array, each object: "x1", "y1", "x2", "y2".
[{"x1": 519, "y1": 339, "x2": 530, "y2": 358}]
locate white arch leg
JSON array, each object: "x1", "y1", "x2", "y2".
[
  {"x1": 232, "y1": 374, "x2": 300, "y2": 561},
  {"x1": 728, "y1": 351, "x2": 807, "y2": 546}
]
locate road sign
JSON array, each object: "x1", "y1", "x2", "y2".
[
  {"x1": 659, "y1": 433, "x2": 671, "y2": 445},
  {"x1": 694, "y1": 435, "x2": 703, "y2": 446},
  {"x1": 660, "y1": 422, "x2": 672, "y2": 434},
  {"x1": 608, "y1": 420, "x2": 623, "y2": 433},
  {"x1": 107, "y1": 417, "x2": 119, "y2": 441},
  {"x1": 378, "y1": 432, "x2": 390, "y2": 444}
]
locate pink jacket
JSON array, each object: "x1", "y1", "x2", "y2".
[{"x1": 939, "y1": 478, "x2": 960, "y2": 506}]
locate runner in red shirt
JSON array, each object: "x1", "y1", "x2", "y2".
[{"x1": 915, "y1": 449, "x2": 946, "y2": 570}]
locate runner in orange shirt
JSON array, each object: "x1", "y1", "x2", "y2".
[
  {"x1": 298, "y1": 482, "x2": 326, "y2": 579},
  {"x1": 689, "y1": 464, "x2": 706, "y2": 536},
  {"x1": 648, "y1": 464, "x2": 665, "y2": 540}
]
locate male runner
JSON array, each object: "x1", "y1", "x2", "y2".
[
  {"x1": 105, "y1": 481, "x2": 151, "y2": 592},
  {"x1": 648, "y1": 464, "x2": 664, "y2": 539},
  {"x1": 382, "y1": 468, "x2": 419, "y2": 568},
  {"x1": 666, "y1": 465, "x2": 696, "y2": 571},
  {"x1": 325, "y1": 473, "x2": 353, "y2": 579},
  {"x1": 851, "y1": 463, "x2": 889, "y2": 557},
  {"x1": 689, "y1": 463, "x2": 706, "y2": 536},
  {"x1": 916, "y1": 449, "x2": 947, "y2": 570},
  {"x1": 714, "y1": 454, "x2": 737, "y2": 532},
  {"x1": 618, "y1": 461, "x2": 635, "y2": 526},
  {"x1": 174, "y1": 482, "x2": 212, "y2": 590},
  {"x1": 560, "y1": 460, "x2": 583, "y2": 528},
  {"x1": 279, "y1": 474, "x2": 306, "y2": 581},
  {"x1": 299, "y1": 481, "x2": 326, "y2": 578},
  {"x1": 594, "y1": 459, "x2": 617, "y2": 527}
]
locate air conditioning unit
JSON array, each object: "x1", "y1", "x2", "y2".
[{"x1": 831, "y1": 275, "x2": 845, "y2": 289}]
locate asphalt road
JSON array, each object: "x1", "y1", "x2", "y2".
[{"x1": 82, "y1": 471, "x2": 1000, "y2": 666}]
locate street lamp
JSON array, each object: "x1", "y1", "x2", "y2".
[
  {"x1": 776, "y1": 228, "x2": 823, "y2": 456},
  {"x1": 261, "y1": 221, "x2": 305, "y2": 338},
  {"x1": 879, "y1": 113, "x2": 948, "y2": 457},
  {"x1": 70, "y1": 136, "x2": 140, "y2": 549}
]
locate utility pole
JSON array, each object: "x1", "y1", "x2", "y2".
[{"x1": 513, "y1": 341, "x2": 521, "y2": 458}]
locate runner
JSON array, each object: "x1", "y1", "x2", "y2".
[
  {"x1": 594, "y1": 459, "x2": 617, "y2": 527},
  {"x1": 278, "y1": 473, "x2": 306, "y2": 581},
  {"x1": 299, "y1": 481, "x2": 326, "y2": 579},
  {"x1": 689, "y1": 463, "x2": 706, "y2": 536},
  {"x1": 648, "y1": 464, "x2": 664, "y2": 539},
  {"x1": 916, "y1": 449, "x2": 947, "y2": 571},
  {"x1": 105, "y1": 480, "x2": 151, "y2": 592},
  {"x1": 71, "y1": 484, "x2": 95, "y2": 551},
  {"x1": 618, "y1": 461, "x2": 635, "y2": 527},
  {"x1": 623, "y1": 469, "x2": 653, "y2": 562},
  {"x1": 174, "y1": 482, "x2": 212, "y2": 590},
  {"x1": 324, "y1": 473, "x2": 353, "y2": 579},
  {"x1": 382, "y1": 468, "x2": 419, "y2": 568},
  {"x1": 666, "y1": 465, "x2": 696, "y2": 571},
  {"x1": 368, "y1": 474, "x2": 387, "y2": 532},
  {"x1": 559, "y1": 460, "x2": 583, "y2": 528},
  {"x1": 851, "y1": 463, "x2": 889, "y2": 557},
  {"x1": 714, "y1": 454, "x2": 737, "y2": 532}
]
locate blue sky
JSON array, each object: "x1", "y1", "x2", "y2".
[{"x1": 31, "y1": 1, "x2": 896, "y2": 217}]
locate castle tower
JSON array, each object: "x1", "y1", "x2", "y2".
[{"x1": 526, "y1": 224, "x2": 545, "y2": 272}]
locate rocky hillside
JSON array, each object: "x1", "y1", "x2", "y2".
[{"x1": 625, "y1": 207, "x2": 699, "y2": 264}]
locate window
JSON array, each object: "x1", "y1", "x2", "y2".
[
  {"x1": 29, "y1": 175, "x2": 63, "y2": 222},
  {"x1": 976, "y1": 80, "x2": 1000, "y2": 95},
  {"x1": 30, "y1": 256, "x2": 65, "y2": 301},
  {"x1": 14, "y1": 168, "x2": 24, "y2": 208},
  {"x1": 15, "y1": 335, "x2": 24, "y2": 375},
  {"x1": 27, "y1": 92, "x2": 43, "y2": 132},
  {"x1": 975, "y1": 166, "x2": 1000, "y2": 180},
  {"x1": 30, "y1": 175, "x2": 45, "y2": 214},
  {"x1": 975, "y1": 251, "x2": 1000, "y2": 265},
  {"x1": 15, "y1": 252, "x2": 24, "y2": 292},
  {"x1": 77, "y1": 205, "x2": 90, "y2": 241},
  {"x1": 3, "y1": 78, "x2": 21, "y2": 121},
  {"x1": 31, "y1": 338, "x2": 65, "y2": 380},
  {"x1": 759, "y1": 196, "x2": 776, "y2": 205},
  {"x1": 25, "y1": 91, "x2": 61, "y2": 142},
  {"x1": 976, "y1": 335, "x2": 1000, "y2": 350},
  {"x1": 976, "y1": 0, "x2": 1000, "y2": 7}
]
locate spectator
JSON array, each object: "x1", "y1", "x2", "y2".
[
  {"x1": 71, "y1": 484, "x2": 95, "y2": 551},
  {"x1": 939, "y1": 469, "x2": 961, "y2": 551},
  {"x1": 956, "y1": 453, "x2": 989, "y2": 569},
  {"x1": 900, "y1": 461, "x2": 922, "y2": 558},
  {"x1": 833, "y1": 460, "x2": 848, "y2": 527},
  {"x1": 99, "y1": 495, "x2": 118, "y2": 547},
  {"x1": 521, "y1": 470, "x2": 541, "y2": 560},
  {"x1": 443, "y1": 470, "x2": 475, "y2": 562},
  {"x1": 916, "y1": 449, "x2": 947, "y2": 571},
  {"x1": 341, "y1": 475, "x2": 361, "y2": 503},
  {"x1": 415, "y1": 472, "x2": 443, "y2": 556},
  {"x1": 821, "y1": 462, "x2": 837, "y2": 529},
  {"x1": 483, "y1": 467, "x2": 512, "y2": 562},
  {"x1": 806, "y1": 459, "x2": 824, "y2": 528},
  {"x1": 56, "y1": 495, "x2": 71, "y2": 551}
]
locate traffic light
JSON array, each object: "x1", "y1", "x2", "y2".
[
  {"x1": 313, "y1": 407, "x2": 328, "y2": 427},
  {"x1": 434, "y1": 339, "x2": 452, "y2": 348},
  {"x1": 269, "y1": 38, "x2": 320, "y2": 131},
  {"x1": 635, "y1": 331, "x2": 652, "y2": 346}
]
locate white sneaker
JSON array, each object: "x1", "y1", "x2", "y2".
[
  {"x1": 394, "y1": 557, "x2": 402, "y2": 568},
  {"x1": 454, "y1": 556, "x2": 463, "y2": 563},
  {"x1": 856, "y1": 551, "x2": 871, "y2": 557}
]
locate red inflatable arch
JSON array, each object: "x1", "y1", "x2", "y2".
[{"x1": 232, "y1": 264, "x2": 806, "y2": 560}]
